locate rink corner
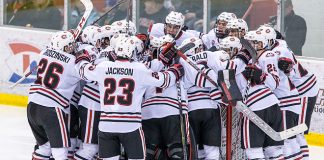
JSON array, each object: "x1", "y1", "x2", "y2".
[{"x1": 0, "y1": 93, "x2": 27, "y2": 107}]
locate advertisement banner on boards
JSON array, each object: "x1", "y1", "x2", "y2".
[{"x1": 0, "y1": 27, "x2": 52, "y2": 95}]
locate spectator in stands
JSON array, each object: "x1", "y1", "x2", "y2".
[
  {"x1": 29, "y1": 0, "x2": 63, "y2": 30},
  {"x1": 139, "y1": 0, "x2": 169, "y2": 33},
  {"x1": 284, "y1": 0, "x2": 306, "y2": 56},
  {"x1": 6, "y1": 0, "x2": 34, "y2": 27}
]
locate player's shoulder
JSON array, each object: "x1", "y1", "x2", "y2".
[{"x1": 259, "y1": 50, "x2": 278, "y2": 61}]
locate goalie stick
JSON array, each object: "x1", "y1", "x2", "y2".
[
  {"x1": 176, "y1": 49, "x2": 308, "y2": 141},
  {"x1": 9, "y1": 0, "x2": 93, "y2": 89}
]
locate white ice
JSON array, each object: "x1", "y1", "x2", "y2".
[{"x1": 0, "y1": 105, "x2": 323, "y2": 160}]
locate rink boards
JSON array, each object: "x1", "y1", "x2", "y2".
[{"x1": 0, "y1": 26, "x2": 324, "y2": 146}]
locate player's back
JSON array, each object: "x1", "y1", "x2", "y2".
[
  {"x1": 96, "y1": 60, "x2": 162, "y2": 133},
  {"x1": 29, "y1": 49, "x2": 80, "y2": 113}
]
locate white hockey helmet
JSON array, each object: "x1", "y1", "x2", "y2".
[
  {"x1": 257, "y1": 25, "x2": 276, "y2": 48},
  {"x1": 160, "y1": 34, "x2": 174, "y2": 44},
  {"x1": 219, "y1": 36, "x2": 242, "y2": 58},
  {"x1": 110, "y1": 34, "x2": 130, "y2": 50},
  {"x1": 111, "y1": 20, "x2": 137, "y2": 36},
  {"x1": 244, "y1": 30, "x2": 268, "y2": 50},
  {"x1": 179, "y1": 37, "x2": 204, "y2": 56},
  {"x1": 50, "y1": 31, "x2": 75, "y2": 52},
  {"x1": 114, "y1": 37, "x2": 138, "y2": 60},
  {"x1": 129, "y1": 36, "x2": 145, "y2": 61},
  {"x1": 217, "y1": 12, "x2": 237, "y2": 23},
  {"x1": 165, "y1": 11, "x2": 185, "y2": 27},
  {"x1": 81, "y1": 25, "x2": 102, "y2": 46},
  {"x1": 237, "y1": 19, "x2": 248, "y2": 32},
  {"x1": 149, "y1": 36, "x2": 164, "y2": 48},
  {"x1": 101, "y1": 25, "x2": 115, "y2": 39}
]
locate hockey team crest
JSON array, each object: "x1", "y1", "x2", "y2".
[{"x1": 5, "y1": 42, "x2": 41, "y2": 84}]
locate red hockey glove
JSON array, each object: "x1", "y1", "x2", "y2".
[
  {"x1": 278, "y1": 57, "x2": 294, "y2": 74},
  {"x1": 75, "y1": 49, "x2": 91, "y2": 64},
  {"x1": 158, "y1": 42, "x2": 177, "y2": 66}
]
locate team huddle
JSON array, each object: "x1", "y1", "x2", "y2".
[{"x1": 26, "y1": 10, "x2": 318, "y2": 160}]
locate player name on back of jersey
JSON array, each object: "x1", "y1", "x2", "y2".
[
  {"x1": 190, "y1": 52, "x2": 207, "y2": 62},
  {"x1": 43, "y1": 49, "x2": 71, "y2": 63},
  {"x1": 106, "y1": 67, "x2": 134, "y2": 76}
]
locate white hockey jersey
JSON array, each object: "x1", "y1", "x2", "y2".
[
  {"x1": 271, "y1": 41, "x2": 302, "y2": 114},
  {"x1": 201, "y1": 28, "x2": 221, "y2": 50},
  {"x1": 76, "y1": 59, "x2": 178, "y2": 133},
  {"x1": 29, "y1": 49, "x2": 81, "y2": 113},
  {"x1": 142, "y1": 59, "x2": 188, "y2": 120},
  {"x1": 150, "y1": 23, "x2": 195, "y2": 46},
  {"x1": 229, "y1": 54, "x2": 280, "y2": 111},
  {"x1": 184, "y1": 51, "x2": 224, "y2": 111}
]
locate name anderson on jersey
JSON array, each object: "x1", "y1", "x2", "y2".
[
  {"x1": 106, "y1": 67, "x2": 134, "y2": 76},
  {"x1": 43, "y1": 49, "x2": 71, "y2": 63}
]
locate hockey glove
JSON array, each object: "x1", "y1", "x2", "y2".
[
  {"x1": 168, "y1": 64, "x2": 184, "y2": 81},
  {"x1": 236, "y1": 49, "x2": 251, "y2": 64},
  {"x1": 158, "y1": 42, "x2": 177, "y2": 66},
  {"x1": 278, "y1": 57, "x2": 294, "y2": 74},
  {"x1": 242, "y1": 64, "x2": 265, "y2": 85},
  {"x1": 75, "y1": 49, "x2": 91, "y2": 64}
]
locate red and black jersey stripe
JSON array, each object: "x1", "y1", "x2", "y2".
[
  {"x1": 82, "y1": 84, "x2": 100, "y2": 103},
  {"x1": 29, "y1": 84, "x2": 69, "y2": 108}
]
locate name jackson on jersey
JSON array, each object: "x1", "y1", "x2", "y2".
[
  {"x1": 106, "y1": 67, "x2": 134, "y2": 76},
  {"x1": 43, "y1": 49, "x2": 71, "y2": 63}
]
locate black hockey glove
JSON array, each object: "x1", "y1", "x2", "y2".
[
  {"x1": 158, "y1": 42, "x2": 177, "y2": 66},
  {"x1": 168, "y1": 64, "x2": 184, "y2": 81},
  {"x1": 75, "y1": 49, "x2": 91, "y2": 64},
  {"x1": 278, "y1": 57, "x2": 294, "y2": 74},
  {"x1": 242, "y1": 64, "x2": 265, "y2": 85},
  {"x1": 236, "y1": 49, "x2": 251, "y2": 64}
]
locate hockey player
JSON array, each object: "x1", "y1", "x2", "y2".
[
  {"x1": 150, "y1": 11, "x2": 195, "y2": 46},
  {"x1": 226, "y1": 18, "x2": 248, "y2": 39},
  {"x1": 75, "y1": 37, "x2": 184, "y2": 159},
  {"x1": 219, "y1": 35, "x2": 284, "y2": 160},
  {"x1": 180, "y1": 37, "x2": 223, "y2": 159},
  {"x1": 258, "y1": 25, "x2": 317, "y2": 159},
  {"x1": 111, "y1": 19, "x2": 137, "y2": 36},
  {"x1": 27, "y1": 31, "x2": 82, "y2": 160},
  {"x1": 141, "y1": 35, "x2": 192, "y2": 159},
  {"x1": 74, "y1": 27, "x2": 103, "y2": 160},
  {"x1": 201, "y1": 12, "x2": 237, "y2": 50}
]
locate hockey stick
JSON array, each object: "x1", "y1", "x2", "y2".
[
  {"x1": 175, "y1": 43, "x2": 197, "y2": 160},
  {"x1": 176, "y1": 50, "x2": 307, "y2": 141},
  {"x1": 236, "y1": 101, "x2": 308, "y2": 141},
  {"x1": 73, "y1": 0, "x2": 94, "y2": 40},
  {"x1": 218, "y1": 69, "x2": 308, "y2": 141},
  {"x1": 90, "y1": 0, "x2": 127, "y2": 25},
  {"x1": 9, "y1": 0, "x2": 93, "y2": 89}
]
